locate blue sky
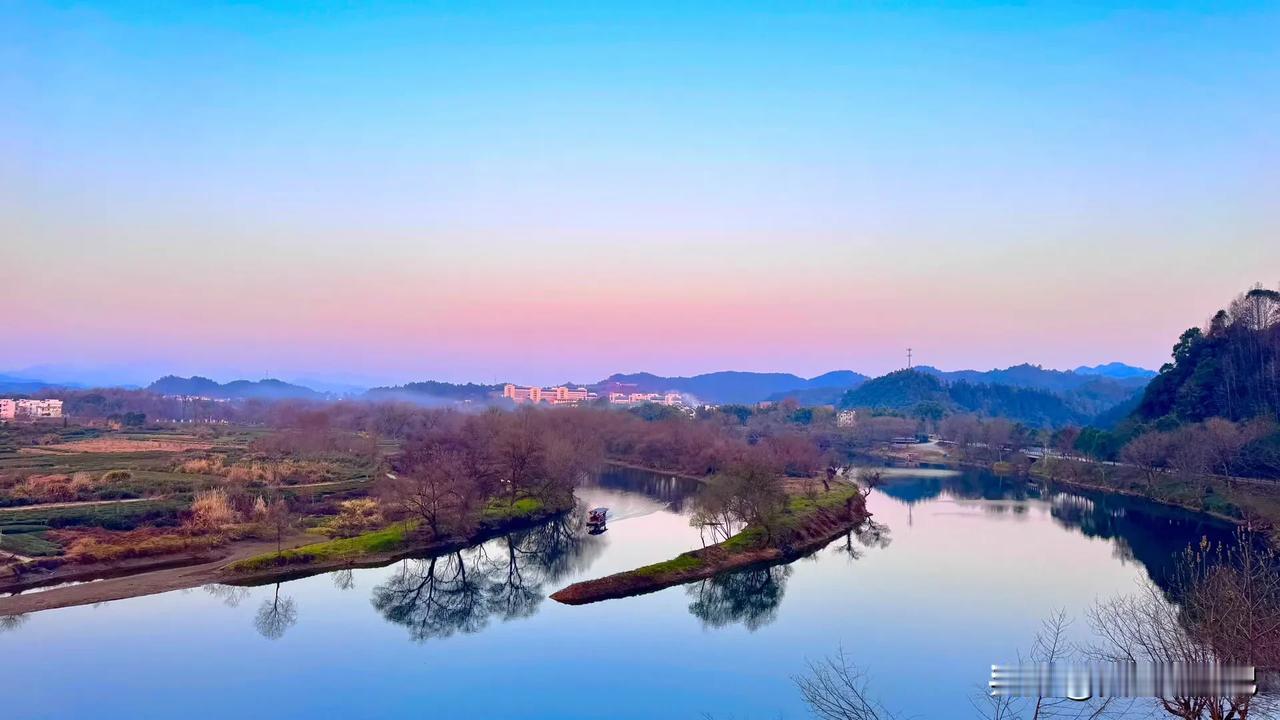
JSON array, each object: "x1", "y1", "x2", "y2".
[{"x1": 5, "y1": 1, "x2": 1278, "y2": 385}]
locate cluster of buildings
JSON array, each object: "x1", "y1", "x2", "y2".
[
  {"x1": 500, "y1": 384, "x2": 689, "y2": 408},
  {"x1": 0, "y1": 398, "x2": 64, "y2": 420},
  {"x1": 608, "y1": 391, "x2": 684, "y2": 407},
  {"x1": 502, "y1": 384, "x2": 596, "y2": 405}
]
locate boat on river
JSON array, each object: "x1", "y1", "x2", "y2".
[{"x1": 586, "y1": 507, "x2": 608, "y2": 533}]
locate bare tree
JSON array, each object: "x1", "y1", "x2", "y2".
[
  {"x1": 390, "y1": 448, "x2": 478, "y2": 540},
  {"x1": 1054, "y1": 427, "x2": 1082, "y2": 461},
  {"x1": 974, "y1": 610, "x2": 1123, "y2": 720},
  {"x1": 856, "y1": 468, "x2": 885, "y2": 495},
  {"x1": 1167, "y1": 426, "x2": 1212, "y2": 485},
  {"x1": 1202, "y1": 419, "x2": 1247, "y2": 482},
  {"x1": 1179, "y1": 533, "x2": 1280, "y2": 697},
  {"x1": 1121, "y1": 432, "x2": 1169, "y2": 488},
  {"x1": 793, "y1": 648, "x2": 901, "y2": 720},
  {"x1": 1087, "y1": 533, "x2": 1280, "y2": 720},
  {"x1": 690, "y1": 476, "x2": 744, "y2": 545},
  {"x1": 266, "y1": 495, "x2": 293, "y2": 557}
]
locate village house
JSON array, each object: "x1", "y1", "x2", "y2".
[{"x1": 0, "y1": 398, "x2": 64, "y2": 420}]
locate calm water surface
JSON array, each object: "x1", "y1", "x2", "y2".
[{"x1": 0, "y1": 466, "x2": 1236, "y2": 719}]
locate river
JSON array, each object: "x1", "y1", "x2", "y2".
[{"x1": 0, "y1": 465, "x2": 1238, "y2": 719}]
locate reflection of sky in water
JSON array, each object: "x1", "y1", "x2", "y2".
[{"x1": 0, "y1": 468, "x2": 1237, "y2": 719}]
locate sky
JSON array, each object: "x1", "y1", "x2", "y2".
[{"x1": 4, "y1": 1, "x2": 1278, "y2": 387}]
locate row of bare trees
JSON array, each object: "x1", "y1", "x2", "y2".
[
  {"x1": 382, "y1": 408, "x2": 607, "y2": 541},
  {"x1": 939, "y1": 415, "x2": 1037, "y2": 463},
  {"x1": 1121, "y1": 418, "x2": 1279, "y2": 487}
]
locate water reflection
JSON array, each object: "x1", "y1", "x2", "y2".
[
  {"x1": 254, "y1": 583, "x2": 298, "y2": 640},
  {"x1": 687, "y1": 564, "x2": 793, "y2": 631},
  {"x1": 2, "y1": 465, "x2": 1262, "y2": 720},
  {"x1": 371, "y1": 513, "x2": 605, "y2": 642},
  {"x1": 589, "y1": 465, "x2": 702, "y2": 513},
  {"x1": 332, "y1": 569, "x2": 355, "y2": 591},
  {"x1": 203, "y1": 584, "x2": 251, "y2": 608},
  {"x1": 1041, "y1": 485, "x2": 1234, "y2": 594},
  {"x1": 372, "y1": 553, "x2": 488, "y2": 641},
  {"x1": 0, "y1": 614, "x2": 26, "y2": 633},
  {"x1": 833, "y1": 519, "x2": 893, "y2": 561},
  {"x1": 877, "y1": 469, "x2": 1238, "y2": 594}
]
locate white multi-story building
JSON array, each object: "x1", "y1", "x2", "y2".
[
  {"x1": 502, "y1": 384, "x2": 594, "y2": 406},
  {"x1": 608, "y1": 391, "x2": 686, "y2": 407},
  {"x1": 27, "y1": 399, "x2": 64, "y2": 418},
  {"x1": 0, "y1": 398, "x2": 64, "y2": 420}
]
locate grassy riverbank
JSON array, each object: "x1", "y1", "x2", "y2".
[
  {"x1": 223, "y1": 495, "x2": 565, "y2": 581},
  {"x1": 1029, "y1": 458, "x2": 1280, "y2": 537},
  {"x1": 551, "y1": 484, "x2": 869, "y2": 605}
]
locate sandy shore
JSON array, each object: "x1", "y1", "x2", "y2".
[{"x1": 0, "y1": 534, "x2": 316, "y2": 616}]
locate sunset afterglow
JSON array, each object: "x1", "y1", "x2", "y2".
[{"x1": 6, "y1": 1, "x2": 1277, "y2": 384}]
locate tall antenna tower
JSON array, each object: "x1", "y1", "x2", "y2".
[{"x1": 906, "y1": 348, "x2": 913, "y2": 369}]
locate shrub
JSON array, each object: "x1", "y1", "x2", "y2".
[
  {"x1": 324, "y1": 498, "x2": 382, "y2": 537},
  {"x1": 61, "y1": 530, "x2": 223, "y2": 564},
  {"x1": 176, "y1": 456, "x2": 225, "y2": 475},
  {"x1": 11, "y1": 473, "x2": 101, "y2": 503},
  {"x1": 100, "y1": 469, "x2": 134, "y2": 483},
  {"x1": 250, "y1": 495, "x2": 269, "y2": 521},
  {"x1": 187, "y1": 489, "x2": 236, "y2": 532}
]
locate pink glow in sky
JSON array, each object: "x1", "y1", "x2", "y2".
[{"x1": 5, "y1": 3, "x2": 1278, "y2": 386}]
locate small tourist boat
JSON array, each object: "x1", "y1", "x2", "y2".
[{"x1": 586, "y1": 507, "x2": 608, "y2": 527}]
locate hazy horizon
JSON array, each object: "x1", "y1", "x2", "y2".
[
  {"x1": 7, "y1": 2, "x2": 1277, "y2": 386},
  {"x1": 2, "y1": 357, "x2": 1155, "y2": 391}
]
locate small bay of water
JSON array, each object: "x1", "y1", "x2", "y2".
[{"x1": 0, "y1": 466, "x2": 1236, "y2": 719}]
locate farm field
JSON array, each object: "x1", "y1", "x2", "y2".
[{"x1": 0, "y1": 423, "x2": 381, "y2": 563}]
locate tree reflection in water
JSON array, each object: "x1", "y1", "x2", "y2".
[
  {"x1": 876, "y1": 469, "x2": 1243, "y2": 597},
  {"x1": 371, "y1": 512, "x2": 605, "y2": 642},
  {"x1": 331, "y1": 568, "x2": 355, "y2": 591},
  {"x1": 203, "y1": 584, "x2": 251, "y2": 607},
  {"x1": 834, "y1": 518, "x2": 893, "y2": 561},
  {"x1": 0, "y1": 614, "x2": 27, "y2": 633},
  {"x1": 254, "y1": 582, "x2": 298, "y2": 640},
  {"x1": 686, "y1": 564, "x2": 793, "y2": 631},
  {"x1": 684, "y1": 514, "x2": 892, "y2": 630}
]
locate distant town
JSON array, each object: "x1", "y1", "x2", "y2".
[
  {"x1": 502, "y1": 383, "x2": 687, "y2": 408},
  {"x1": 0, "y1": 398, "x2": 63, "y2": 420}
]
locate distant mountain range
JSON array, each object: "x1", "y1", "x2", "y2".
[
  {"x1": 914, "y1": 363, "x2": 1150, "y2": 392},
  {"x1": 840, "y1": 369, "x2": 1093, "y2": 427},
  {"x1": 594, "y1": 370, "x2": 869, "y2": 405},
  {"x1": 910, "y1": 363, "x2": 1149, "y2": 417},
  {"x1": 147, "y1": 375, "x2": 323, "y2": 401},
  {"x1": 6, "y1": 361, "x2": 1158, "y2": 427},
  {"x1": 1071, "y1": 362, "x2": 1157, "y2": 380},
  {"x1": 832, "y1": 363, "x2": 1159, "y2": 428},
  {"x1": 365, "y1": 381, "x2": 499, "y2": 406},
  {"x1": 0, "y1": 373, "x2": 60, "y2": 395}
]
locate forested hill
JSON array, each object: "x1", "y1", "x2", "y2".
[
  {"x1": 838, "y1": 369, "x2": 1093, "y2": 428},
  {"x1": 913, "y1": 363, "x2": 1149, "y2": 416},
  {"x1": 1135, "y1": 286, "x2": 1280, "y2": 424},
  {"x1": 598, "y1": 370, "x2": 868, "y2": 405},
  {"x1": 147, "y1": 376, "x2": 321, "y2": 400},
  {"x1": 364, "y1": 381, "x2": 500, "y2": 405}
]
